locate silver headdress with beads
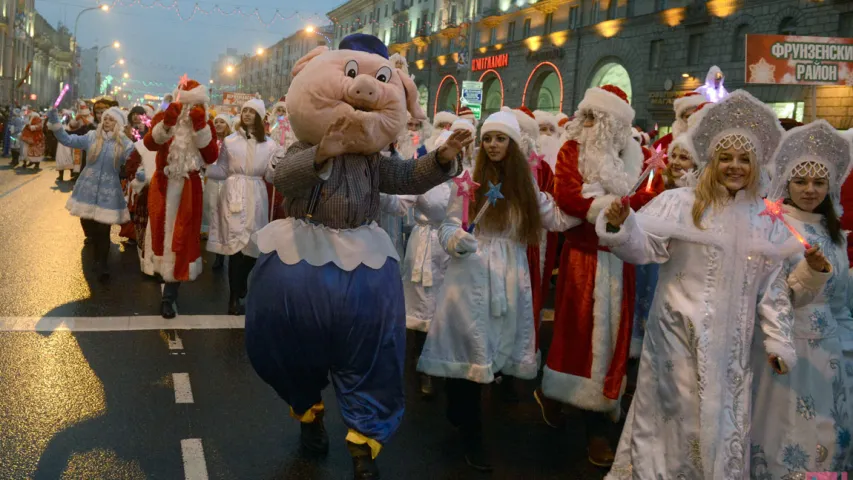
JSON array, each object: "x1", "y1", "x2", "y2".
[
  {"x1": 767, "y1": 120, "x2": 853, "y2": 212},
  {"x1": 686, "y1": 90, "x2": 784, "y2": 168}
]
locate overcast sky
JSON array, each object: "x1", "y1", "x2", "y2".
[{"x1": 37, "y1": 0, "x2": 339, "y2": 97}]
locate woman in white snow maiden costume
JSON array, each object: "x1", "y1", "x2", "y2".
[
  {"x1": 597, "y1": 90, "x2": 799, "y2": 479},
  {"x1": 750, "y1": 120, "x2": 853, "y2": 477},
  {"x1": 243, "y1": 34, "x2": 472, "y2": 480}
]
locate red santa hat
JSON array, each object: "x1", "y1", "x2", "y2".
[
  {"x1": 457, "y1": 106, "x2": 476, "y2": 123},
  {"x1": 505, "y1": 106, "x2": 538, "y2": 140},
  {"x1": 673, "y1": 92, "x2": 705, "y2": 118},
  {"x1": 533, "y1": 109, "x2": 558, "y2": 130},
  {"x1": 77, "y1": 103, "x2": 91, "y2": 117},
  {"x1": 173, "y1": 78, "x2": 209, "y2": 105},
  {"x1": 577, "y1": 85, "x2": 634, "y2": 125},
  {"x1": 433, "y1": 111, "x2": 458, "y2": 127},
  {"x1": 555, "y1": 112, "x2": 569, "y2": 125}
]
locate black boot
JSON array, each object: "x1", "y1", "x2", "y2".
[
  {"x1": 212, "y1": 254, "x2": 224, "y2": 270},
  {"x1": 299, "y1": 411, "x2": 329, "y2": 456},
  {"x1": 20, "y1": 160, "x2": 28, "y2": 168},
  {"x1": 419, "y1": 373, "x2": 434, "y2": 399},
  {"x1": 227, "y1": 295, "x2": 243, "y2": 316},
  {"x1": 462, "y1": 426, "x2": 492, "y2": 472},
  {"x1": 57, "y1": 171, "x2": 64, "y2": 181},
  {"x1": 160, "y1": 301, "x2": 176, "y2": 319},
  {"x1": 347, "y1": 441, "x2": 380, "y2": 480},
  {"x1": 33, "y1": 163, "x2": 40, "y2": 171}
]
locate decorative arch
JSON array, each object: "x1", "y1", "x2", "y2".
[
  {"x1": 770, "y1": 7, "x2": 803, "y2": 35},
  {"x1": 575, "y1": 38, "x2": 643, "y2": 113},
  {"x1": 522, "y1": 62, "x2": 564, "y2": 112},
  {"x1": 478, "y1": 69, "x2": 504, "y2": 116},
  {"x1": 588, "y1": 59, "x2": 633, "y2": 104},
  {"x1": 434, "y1": 75, "x2": 459, "y2": 118}
]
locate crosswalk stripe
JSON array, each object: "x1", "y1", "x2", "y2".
[
  {"x1": 180, "y1": 438, "x2": 209, "y2": 480},
  {"x1": 173, "y1": 373, "x2": 194, "y2": 403},
  {"x1": 0, "y1": 315, "x2": 245, "y2": 331}
]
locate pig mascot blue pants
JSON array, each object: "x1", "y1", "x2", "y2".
[{"x1": 244, "y1": 254, "x2": 406, "y2": 454}]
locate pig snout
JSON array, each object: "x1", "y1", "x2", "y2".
[{"x1": 347, "y1": 75, "x2": 382, "y2": 109}]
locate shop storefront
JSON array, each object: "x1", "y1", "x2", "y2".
[
  {"x1": 478, "y1": 69, "x2": 504, "y2": 118},
  {"x1": 523, "y1": 61, "x2": 563, "y2": 114}
]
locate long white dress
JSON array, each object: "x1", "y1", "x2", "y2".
[
  {"x1": 381, "y1": 180, "x2": 455, "y2": 332},
  {"x1": 417, "y1": 184, "x2": 581, "y2": 383},
  {"x1": 206, "y1": 130, "x2": 278, "y2": 257},
  {"x1": 597, "y1": 188, "x2": 798, "y2": 480},
  {"x1": 750, "y1": 206, "x2": 853, "y2": 477}
]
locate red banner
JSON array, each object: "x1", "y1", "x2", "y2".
[{"x1": 745, "y1": 34, "x2": 853, "y2": 86}]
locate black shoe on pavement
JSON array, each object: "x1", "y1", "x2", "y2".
[
  {"x1": 299, "y1": 411, "x2": 329, "y2": 456},
  {"x1": 462, "y1": 430, "x2": 492, "y2": 473},
  {"x1": 33, "y1": 163, "x2": 40, "y2": 171},
  {"x1": 160, "y1": 301, "x2": 176, "y2": 319},
  {"x1": 419, "y1": 373, "x2": 434, "y2": 398},
  {"x1": 227, "y1": 296, "x2": 242, "y2": 316},
  {"x1": 347, "y1": 441, "x2": 380, "y2": 479},
  {"x1": 212, "y1": 254, "x2": 224, "y2": 270}
]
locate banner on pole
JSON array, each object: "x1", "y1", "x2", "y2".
[
  {"x1": 221, "y1": 92, "x2": 257, "y2": 106},
  {"x1": 745, "y1": 34, "x2": 853, "y2": 85}
]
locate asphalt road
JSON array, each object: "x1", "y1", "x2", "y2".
[{"x1": 0, "y1": 160, "x2": 615, "y2": 479}]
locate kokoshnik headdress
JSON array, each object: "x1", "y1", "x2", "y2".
[
  {"x1": 767, "y1": 120, "x2": 853, "y2": 212},
  {"x1": 686, "y1": 90, "x2": 784, "y2": 168}
]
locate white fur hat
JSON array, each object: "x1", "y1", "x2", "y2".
[
  {"x1": 533, "y1": 110, "x2": 558, "y2": 129},
  {"x1": 214, "y1": 113, "x2": 232, "y2": 125},
  {"x1": 102, "y1": 107, "x2": 127, "y2": 129},
  {"x1": 242, "y1": 98, "x2": 266, "y2": 119},
  {"x1": 433, "y1": 111, "x2": 458, "y2": 127},
  {"x1": 667, "y1": 134, "x2": 701, "y2": 169},
  {"x1": 450, "y1": 119, "x2": 476, "y2": 135},
  {"x1": 504, "y1": 107, "x2": 538, "y2": 140},
  {"x1": 432, "y1": 130, "x2": 453, "y2": 150},
  {"x1": 673, "y1": 92, "x2": 706, "y2": 118},
  {"x1": 577, "y1": 85, "x2": 634, "y2": 125},
  {"x1": 480, "y1": 111, "x2": 522, "y2": 146}
]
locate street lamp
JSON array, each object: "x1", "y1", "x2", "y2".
[
  {"x1": 305, "y1": 26, "x2": 332, "y2": 46},
  {"x1": 256, "y1": 47, "x2": 264, "y2": 55},
  {"x1": 72, "y1": 4, "x2": 110, "y2": 99},
  {"x1": 226, "y1": 65, "x2": 234, "y2": 74},
  {"x1": 113, "y1": 41, "x2": 120, "y2": 48},
  {"x1": 209, "y1": 79, "x2": 214, "y2": 84},
  {"x1": 123, "y1": 72, "x2": 129, "y2": 79},
  {"x1": 118, "y1": 58, "x2": 125, "y2": 65}
]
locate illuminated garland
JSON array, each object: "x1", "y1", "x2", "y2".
[{"x1": 105, "y1": 0, "x2": 325, "y2": 27}]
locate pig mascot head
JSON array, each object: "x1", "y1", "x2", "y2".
[{"x1": 285, "y1": 33, "x2": 426, "y2": 154}]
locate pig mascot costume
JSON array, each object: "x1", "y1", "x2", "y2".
[{"x1": 244, "y1": 34, "x2": 470, "y2": 479}]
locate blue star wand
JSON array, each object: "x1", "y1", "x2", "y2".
[{"x1": 466, "y1": 181, "x2": 504, "y2": 233}]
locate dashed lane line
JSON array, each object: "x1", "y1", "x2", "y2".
[
  {"x1": 0, "y1": 315, "x2": 245, "y2": 331},
  {"x1": 180, "y1": 438, "x2": 209, "y2": 480},
  {"x1": 172, "y1": 373, "x2": 195, "y2": 404}
]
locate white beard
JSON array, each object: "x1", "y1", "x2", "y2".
[
  {"x1": 164, "y1": 113, "x2": 202, "y2": 180},
  {"x1": 537, "y1": 134, "x2": 561, "y2": 170},
  {"x1": 672, "y1": 118, "x2": 688, "y2": 138},
  {"x1": 575, "y1": 125, "x2": 635, "y2": 196},
  {"x1": 396, "y1": 130, "x2": 419, "y2": 160}
]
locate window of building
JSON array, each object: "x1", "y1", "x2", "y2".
[
  {"x1": 592, "y1": 0, "x2": 600, "y2": 23},
  {"x1": 384, "y1": 5, "x2": 388, "y2": 17},
  {"x1": 732, "y1": 24, "x2": 749, "y2": 61},
  {"x1": 626, "y1": 0, "x2": 635, "y2": 17},
  {"x1": 687, "y1": 33, "x2": 703, "y2": 65},
  {"x1": 490, "y1": 27, "x2": 497, "y2": 45},
  {"x1": 767, "y1": 102, "x2": 805, "y2": 122},
  {"x1": 569, "y1": 6, "x2": 580, "y2": 28},
  {"x1": 649, "y1": 39, "x2": 662, "y2": 70},
  {"x1": 778, "y1": 16, "x2": 798, "y2": 35},
  {"x1": 508, "y1": 21, "x2": 516, "y2": 42},
  {"x1": 523, "y1": 18, "x2": 531, "y2": 38},
  {"x1": 450, "y1": 5, "x2": 457, "y2": 24},
  {"x1": 544, "y1": 13, "x2": 554, "y2": 34},
  {"x1": 839, "y1": 12, "x2": 853, "y2": 37},
  {"x1": 607, "y1": 0, "x2": 617, "y2": 20},
  {"x1": 655, "y1": 0, "x2": 667, "y2": 11}
]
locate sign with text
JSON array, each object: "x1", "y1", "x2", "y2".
[
  {"x1": 745, "y1": 34, "x2": 853, "y2": 85},
  {"x1": 221, "y1": 92, "x2": 257, "y2": 106},
  {"x1": 648, "y1": 90, "x2": 692, "y2": 106},
  {"x1": 471, "y1": 53, "x2": 509, "y2": 72},
  {"x1": 461, "y1": 80, "x2": 483, "y2": 120}
]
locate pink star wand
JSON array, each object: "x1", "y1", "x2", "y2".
[
  {"x1": 759, "y1": 198, "x2": 811, "y2": 249},
  {"x1": 454, "y1": 170, "x2": 480, "y2": 230},
  {"x1": 623, "y1": 144, "x2": 667, "y2": 205},
  {"x1": 528, "y1": 151, "x2": 544, "y2": 177}
]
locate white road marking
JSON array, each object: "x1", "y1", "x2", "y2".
[
  {"x1": 168, "y1": 332, "x2": 184, "y2": 350},
  {"x1": 0, "y1": 315, "x2": 245, "y2": 331},
  {"x1": 173, "y1": 373, "x2": 194, "y2": 403},
  {"x1": 180, "y1": 438, "x2": 209, "y2": 480}
]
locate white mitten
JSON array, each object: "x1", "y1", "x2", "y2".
[{"x1": 448, "y1": 228, "x2": 478, "y2": 258}]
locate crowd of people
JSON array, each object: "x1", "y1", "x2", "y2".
[{"x1": 11, "y1": 32, "x2": 853, "y2": 479}]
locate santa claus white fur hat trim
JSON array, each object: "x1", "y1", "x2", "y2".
[
  {"x1": 503, "y1": 106, "x2": 538, "y2": 140},
  {"x1": 673, "y1": 92, "x2": 705, "y2": 118},
  {"x1": 481, "y1": 111, "x2": 522, "y2": 146},
  {"x1": 555, "y1": 112, "x2": 569, "y2": 125},
  {"x1": 577, "y1": 85, "x2": 634, "y2": 125},
  {"x1": 172, "y1": 79, "x2": 209, "y2": 106},
  {"x1": 433, "y1": 111, "x2": 458, "y2": 127},
  {"x1": 533, "y1": 110, "x2": 558, "y2": 129},
  {"x1": 450, "y1": 119, "x2": 476, "y2": 135},
  {"x1": 242, "y1": 98, "x2": 266, "y2": 119}
]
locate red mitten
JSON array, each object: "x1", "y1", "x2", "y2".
[
  {"x1": 189, "y1": 106, "x2": 206, "y2": 131},
  {"x1": 164, "y1": 103, "x2": 183, "y2": 127}
]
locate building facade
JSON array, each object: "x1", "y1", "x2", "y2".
[
  {"x1": 327, "y1": 0, "x2": 853, "y2": 131},
  {"x1": 77, "y1": 46, "x2": 97, "y2": 100},
  {"x1": 31, "y1": 13, "x2": 72, "y2": 110},
  {"x1": 235, "y1": 25, "x2": 335, "y2": 103},
  {"x1": 0, "y1": 0, "x2": 35, "y2": 106}
]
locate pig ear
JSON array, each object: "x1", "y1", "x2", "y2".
[
  {"x1": 398, "y1": 68, "x2": 425, "y2": 120},
  {"x1": 292, "y1": 46, "x2": 329, "y2": 78}
]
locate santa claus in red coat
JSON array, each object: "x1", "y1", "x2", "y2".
[
  {"x1": 652, "y1": 91, "x2": 705, "y2": 154},
  {"x1": 535, "y1": 85, "x2": 652, "y2": 467},
  {"x1": 142, "y1": 79, "x2": 219, "y2": 318}
]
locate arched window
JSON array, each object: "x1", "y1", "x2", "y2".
[
  {"x1": 778, "y1": 16, "x2": 798, "y2": 36},
  {"x1": 732, "y1": 23, "x2": 749, "y2": 61}
]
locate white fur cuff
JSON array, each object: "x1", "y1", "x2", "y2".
[
  {"x1": 595, "y1": 209, "x2": 636, "y2": 248},
  {"x1": 193, "y1": 125, "x2": 213, "y2": 149},
  {"x1": 152, "y1": 122, "x2": 173, "y2": 145},
  {"x1": 47, "y1": 122, "x2": 63, "y2": 132},
  {"x1": 586, "y1": 194, "x2": 618, "y2": 224},
  {"x1": 789, "y1": 257, "x2": 832, "y2": 293},
  {"x1": 764, "y1": 337, "x2": 797, "y2": 373}
]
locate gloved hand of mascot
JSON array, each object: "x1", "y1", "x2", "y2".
[
  {"x1": 135, "y1": 170, "x2": 145, "y2": 182},
  {"x1": 316, "y1": 115, "x2": 367, "y2": 165},
  {"x1": 189, "y1": 106, "x2": 207, "y2": 132},
  {"x1": 449, "y1": 229, "x2": 478, "y2": 258},
  {"x1": 164, "y1": 103, "x2": 183, "y2": 128},
  {"x1": 47, "y1": 109, "x2": 60, "y2": 125}
]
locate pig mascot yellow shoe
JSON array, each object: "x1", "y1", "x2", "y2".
[{"x1": 244, "y1": 34, "x2": 472, "y2": 480}]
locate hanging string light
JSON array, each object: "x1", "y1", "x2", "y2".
[{"x1": 104, "y1": 0, "x2": 325, "y2": 27}]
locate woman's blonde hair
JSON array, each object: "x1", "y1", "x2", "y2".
[
  {"x1": 89, "y1": 115, "x2": 125, "y2": 171},
  {"x1": 469, "y1": 139, "x2": 542, "y2": 245},
  {"x1": 691, "y1": 148, "x2": 759, "y2": 228}
]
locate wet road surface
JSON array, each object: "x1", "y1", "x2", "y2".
[{"x1": 0, "y1": 161, "x2": 615, "y2": 479}]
